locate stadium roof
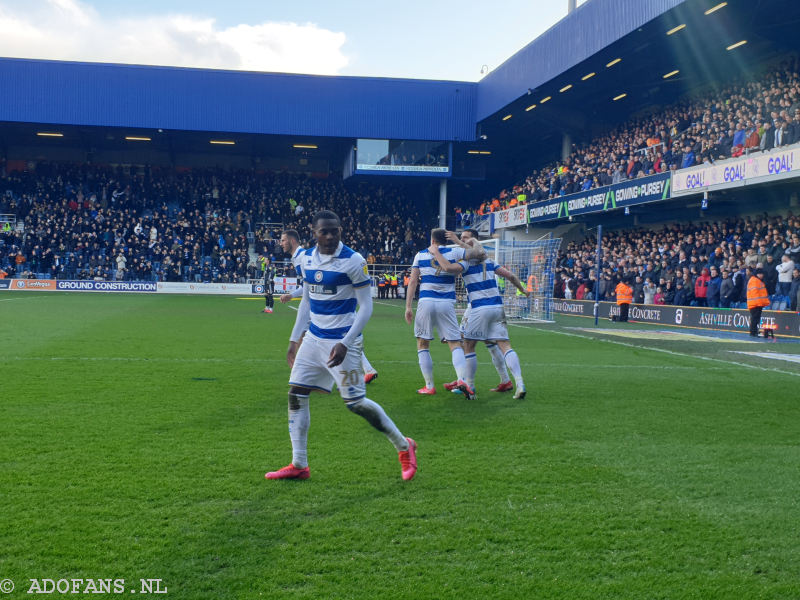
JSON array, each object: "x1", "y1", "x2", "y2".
[
  {"x1": 476, "y1": 0, "x2": 800, "y2": 182},
  {"x1": 2, "y1": 0, "x2": 800, "y2": 184}
]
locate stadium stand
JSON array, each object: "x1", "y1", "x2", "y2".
[
  {"x1": 0, "y1": 163, "x2": 428, "y2": 283},
  {"x1": 465, "y1": 57, "x2": 800, "y2": 216},
  {"x1": 554, "y1": 213, "x2": 800, "y2": 312}
]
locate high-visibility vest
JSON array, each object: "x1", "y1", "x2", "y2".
[
  {"x1": 746, "y1": 276, "x2": 770, "y2": 309},
  {"x1": 390, "y1": 276, "x2": 398, "y2": 286},
  {"x1": 615, "y1": 282, "x2": 633, "y2": 305},
  {"x1": 378, "y1": 278, "x2": 386, "y2": 287},
  {"x1": 404, "y1": 276, "x2": 410, "y2": 286},
  {"x1": 527, "y1": 275, "x2": 536, "y2": 293}
]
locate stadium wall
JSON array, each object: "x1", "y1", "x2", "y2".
[
  {"x1": 0, "y1": 58, "x2": 477, "y2": 142},
  {"x1": 553, "y1": 299, "x2": 800, "y2": 339}
]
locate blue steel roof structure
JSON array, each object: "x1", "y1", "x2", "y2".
[
  {"x1": 0, "y1": 0, "x2": 691, "y2": 145},
  {"x1": 477, "y1": 0, "x2": 688, "y2": 122},
  {"x1": 0, "y1": 57, "x2": 476, "y2": 142},
  {"x1": 1, "y1": 0, "x2": 798, "y2": 184}
]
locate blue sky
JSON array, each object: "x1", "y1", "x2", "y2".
[{"x1": 0, "y1": 0, "x2": 587, "y2": 81}]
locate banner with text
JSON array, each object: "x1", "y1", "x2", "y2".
[
  {"x1": 552, "y1": 299, "x2": 800, "y2": 337},
  {"x1": 57, "y1": 280, "x2": 156, "y2": 292},
  {"x1": 8, "y1": 279, "x2": 57, "y2": 291},
  {"x1": 252, "y1": 278, "x2": 299, "y2": 295},
  {"x1": 492, "y1": 205, "x2": 529, "y2": 230},
  {"x1": 528, "y1": 173, "x2": 671, "y2": 224},
  {"x1": 672, "y1": 147, "x2": 800, "y2": 195},
  {"x1": 156, "y1": 282, "x2": 253, "y2": 295}
]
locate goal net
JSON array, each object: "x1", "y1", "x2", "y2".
[{"x1": 452, "y1": 235, "x2": 562, "y2": 323}]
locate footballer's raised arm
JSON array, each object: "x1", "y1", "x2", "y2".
[
  {"x1": 428, "y1": 244, "x2": 466, "y2": 275},
  {"x1": 495, "y1": 265, "x2": 527, "y2": 295}
]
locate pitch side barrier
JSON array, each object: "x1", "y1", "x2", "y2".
[
  {"x1": 672, "y1": 144, "x2": 800, "y2": 196},
  {"x1": 491, "y1": 173, "x2": 672, "y2": 228},
  {"x1": 1, "y1": 279, "x2": 275, "y2": 295},
  {"x1": 552, "y1": 299, "x2": 800, "y2": 339}
]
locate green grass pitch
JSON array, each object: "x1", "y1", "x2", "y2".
[{"x1": 1, "y1": 291, "x2": 799, "y2": 599}]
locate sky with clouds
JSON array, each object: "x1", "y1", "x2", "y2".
[{"x1": 0, "y1": 0, "x2": 588, "y2": 81}]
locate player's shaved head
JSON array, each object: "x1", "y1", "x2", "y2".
[
  {"x1": 313, "y1": 210, "x2": 340, "y2": 227},
  {"x1": 431, "y1": 228, "x2": 447, "y2": 245}
]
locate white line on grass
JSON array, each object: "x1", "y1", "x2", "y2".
[
  {"x1": 374, "y1": 300, "x2": 404, "y2": 308},
  {"x1": 510, "y1": 323, "x2": 800, "y2": 379}
]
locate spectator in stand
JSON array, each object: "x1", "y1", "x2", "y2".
[
  {"x1": 720, "y1": 269, "x2": 735, "y2": 308},
  {"x1": 643, "y1": 278, "x2": 656, "y2": 305},
  {"x1": 707, "y1": 266, "x2": 722, "y2": 307},
  {"x1": 776, "y1": 253, "x2": 795, "y2": 297},
  {"x1": 762, "y1": 254, "x2": 779, "y2": 294},
  {"x1": 694, "y1": 267, "x2": 710, "y2": 306},
  {"x1": 789, "y1": 267, "x2": 800, "y2": 311},
  {"x1": 760, "y1": 121, "x2": 775, "y2": 152}
]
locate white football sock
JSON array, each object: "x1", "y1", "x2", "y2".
[
  {"x1": 504, "y1": 349, "x2": 524, "y2": 389},
  {"x1": 451, "y1": 347, "x2": 467, "y2": 381},
  {"x1": 417, "y1": 349, "x2": 434, "y2": 388},
  {"x1": 346, "y1": 397, "x2": 408, "y2": 452},
  {"x1": 361, "y1": 352, "x2": 376, "y2": 375},
  {"x1": 464, "y1": 352, "x2": 477, "y2": 389},
  {"x1": 486, "y1": 343, "x2": 511, "y2": 383},
  {"x1": 288, "y1": 393, "x2": 310, "y2": 468}
]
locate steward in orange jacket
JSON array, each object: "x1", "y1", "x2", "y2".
[
  {"x1": 613, "y1": 278, "x2": 633, "y2": 322},
  {"x1": 746, "y1": 269, "x2": 770, "y2": 337}
]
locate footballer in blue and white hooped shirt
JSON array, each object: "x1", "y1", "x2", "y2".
[
  {"x1": 279, "y1": 229, "x2": 306, "y2": 303},
  {"x1": 279, "y1": 228, "x2": 380, "y2": 383},
  {"x1": 266, "y1": 210, "x2": 417, "y2": 484},
  {"x1": 405, "y1": 228, "x2": 485, "y2": 398},
  {"x1": 428, "y1": 228, "x2": 530, "y2": 401}
]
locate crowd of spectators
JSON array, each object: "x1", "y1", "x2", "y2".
[
  {"x1": 0, "y1": 162, "x2": 429, "y2": 283},
  {"x1": 459, "y1": 56, "x2": 800, "y2": 218},
  {"x1": 554, "y1": 213, "x2": 800, "y2": 311}
]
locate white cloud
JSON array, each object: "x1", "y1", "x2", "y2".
[{"x1": 0, "y1": 0, "x2": 348, "y2": 75}]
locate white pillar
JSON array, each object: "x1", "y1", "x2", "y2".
[
  {"x1": 439, "y1": 179, "x2": 447, "y2": 229},
  {"x1": 568, "y1": 0, "x2": 577, "y2": 13}
]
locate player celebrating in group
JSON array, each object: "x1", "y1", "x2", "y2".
[
  {"x1": 428, "y1": 229, "x2": 528, "y2": 399},
  {"x1": 279, "y1": 228, "x2": 379, "y2": 385},
  {"x1": 405, "y1": 228, "x2": 485, "y2": 398},
  {"x1": 266, "y1": 210, "x2": 416, "y2": 481}
]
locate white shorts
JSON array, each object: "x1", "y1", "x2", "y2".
[
  {"x1": 414, "y1": 300, "x2": 461, "y2": 341},
  {"x1": 459, "y1": 306, "x2": 471, "y2": 335},
  {"x1": 461, "y1": 305, "x2": 508, "y2": 341},
  {"x1": 289, "y1": 333, "x2": 366, "y2": 399}
]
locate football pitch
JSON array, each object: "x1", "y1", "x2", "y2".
[{"x1": 2, "y1": 292, "x2": 799, "y2": 599}]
